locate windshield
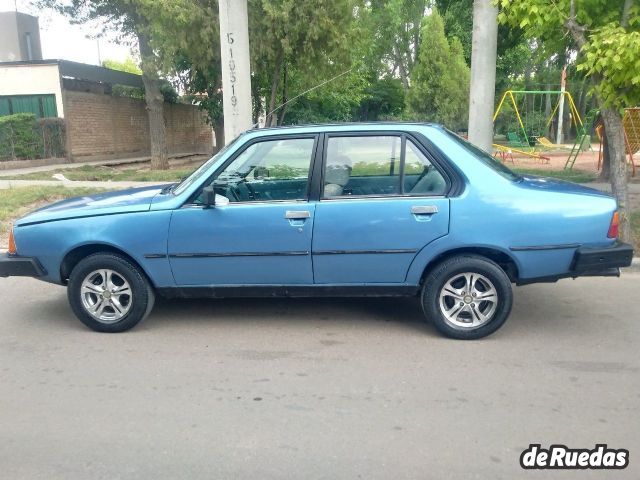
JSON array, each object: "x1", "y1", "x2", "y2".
[
  {"x1": 172, "y1": 133, "x2": 245, "y2": 195},
  {"x1": 443, "y1": 129, "x2": 521, "y2": 181}
]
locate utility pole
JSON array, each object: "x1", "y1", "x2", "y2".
[
  {"x1": 556, "y1": 65, "x2": 567, "y2": 145},
  {"x1": 218, "y1": 0, "x2": 253, "y2": 145},
  {"x1": 467, "y1": 0, "x2": 499, "y2": 153}
]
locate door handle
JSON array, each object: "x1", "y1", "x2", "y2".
[
  {"x1": 411, "y1": 205, "x2": 438, "y2": 215},
  {"x1": 285, "y1": 210, "x2": 311, "y2": 219}
]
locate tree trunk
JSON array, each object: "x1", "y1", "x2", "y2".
[
  {"x1": 213, "y1": 117, "x2": 224, "y2": 154},
  {"x1": 278, "y1": 62, "x2": 288, "y2": 126},
  {"x1": 266, "y1": 48, "x2": 284, "y2": 127},
  {"x1": 599, "y1": 123, "x2": 611, "y2": 181},
  {"x1": 601, "y1": 106, "x2": 631, "y2": 242},
  {"x1": 137, "y1": 32, "x2": 168, "y2": 170},
  {"x1": 467, "y1": 0, "x2": 499, "y2": 153},
  {"x1": 395, "y1": 45, "x2": 410, "y2": 92}
]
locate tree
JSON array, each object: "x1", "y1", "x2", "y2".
[
  {"x1": 500, "y1": 0, "x2": 639, "y2": 241},
  {"x1": 37, "y1": 0, "x2": 171, "y2": 170},
  {"x1": 358, "y1": 0, "x2": 427, "y2": 91},
  {"x1": 249, "y1": 0, "x2": 355, "y2": 126},
  {"x1": 405, "y1": 10, "x2": 470, "y2": 130},
  {"x1": 102, "y1": 56, "x2": 142, "y2": 74}
]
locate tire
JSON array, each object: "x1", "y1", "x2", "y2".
[
  {"x1": 421, "y1": 254, "x2": 513, "y2": 340},
  {"x1": 67, "y1": 253, "x2": 155, "y2": 333}
]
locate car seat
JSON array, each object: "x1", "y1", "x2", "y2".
[{"x1": 324, "y1": 154, "x2": 352, "y2": 196}]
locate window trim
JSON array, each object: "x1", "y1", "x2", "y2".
[
  {"x1": 186, "y1": 133, "x2": 320, "y2": 206},
  {"x1": 318, "y1": 131, "x2": 452, "y2": 200}
]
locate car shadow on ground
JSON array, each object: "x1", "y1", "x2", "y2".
[
  {"x1": 148, "y1": 295, "x2": 433, "y2": 333},
  {"x1": 20, "y1": 283, "x2": 590, "y2": 338}
]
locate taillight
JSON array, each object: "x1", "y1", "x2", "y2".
[
  {"x1": 607, "y1": 211, "x2": 619, "y2": 239},
  {"x1": 8, "y1": 225, "x2": 17, "y2": 255}
]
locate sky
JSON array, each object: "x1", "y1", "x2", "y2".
[{"x1": 1, "y1": 0, "x2": 133, "y2": 65}]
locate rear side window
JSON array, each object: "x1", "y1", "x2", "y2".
[
  {"x1": 323, "y1": 135, "x2": 447, "y2": 198},
  {"x1": 324, "y1": 136, "x2": 401, "y2": 197}
]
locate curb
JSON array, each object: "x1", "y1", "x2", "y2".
[{"x1": 624, "y1": 257, "x2": 640, "y2": 273}]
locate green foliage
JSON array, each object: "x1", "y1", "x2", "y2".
[
  {"x1": 405, "y1": 10, "x2": 470, "y2": 129},
  {"x1": 103, "y1": 57, "x2": 142, "y2": 75},
  {"x1": 354, "y1": 77, "x2": 406, "y2": 121},
  {"x1": 0, "y1": 113, "x2": 42, "y2": 160},
  {"x1": 499, "y1": 0, "x2": 640, "y2": 110},
  {"x1": 578, "y1": 24, "x2": 640, "y2": 110}
]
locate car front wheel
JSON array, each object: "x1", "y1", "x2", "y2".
[
  {"x1": 67, "y1": 253, "x2": 155, "y2": 333},
  {"x1": 421, "y1": 255, "x2": 513, "y2": 339}
]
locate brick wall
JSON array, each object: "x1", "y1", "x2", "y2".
[{"x1": 64, "y1": 90, "x2": 212, "y2": 161}]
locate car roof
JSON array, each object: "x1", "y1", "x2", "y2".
[{"x1": 245, "y1": 122, "x2": 446, "y2": 137}]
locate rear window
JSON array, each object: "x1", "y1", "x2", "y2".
[{"x1": 443, "y1": 130, "x2": 521, "y2": 182}]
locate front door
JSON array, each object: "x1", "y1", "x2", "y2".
[
  {"x1": 168, "y1": 136, "x2": 318, "y2": 286},
  {"x1": 312, "y1": 134, "x2": 450, "y2": 284}
]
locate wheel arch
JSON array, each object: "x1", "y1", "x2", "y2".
[
  {"x1": 60, "y1": 243, "x2": 155, "y2": 287},
  {"x1": 418, "y1": 246, "x2": 520, "y2": 284}
]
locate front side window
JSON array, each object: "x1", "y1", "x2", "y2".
[
  {"x1": 207, "y1": 137, "x2": 315, "y2": 203},
  {"x1": 323, "y1": 135, "x2": 447, "y2": 197}
]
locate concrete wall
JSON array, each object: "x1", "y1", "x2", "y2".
[
  {"x1": 0, "y1": 12, "x2": 42, "y2": 62},
  {"x1": 64, "y1": 90, "x2": 212, "y2": 161},
  {"x1": 0, "y1": 63, "x2": 64, "y2": 117}
]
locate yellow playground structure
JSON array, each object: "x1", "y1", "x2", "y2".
[{"x1": 492, "y1": 89, "x2": 586, "y2": 165}]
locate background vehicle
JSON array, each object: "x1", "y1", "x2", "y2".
[{"x1": 0, "y1": 123, "x2": 633, "y2": 339}]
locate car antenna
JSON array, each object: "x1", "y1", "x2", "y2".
[{"x1": 252, "y1": 67, "x2": 354, "y2": 129}]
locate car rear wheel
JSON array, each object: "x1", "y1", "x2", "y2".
[
  {"x1": 421, "y1": 255, "x2": 513, "y2": 339},
  {"x1": 67, "y1": 253, "x2": 155, "y2": 333}
]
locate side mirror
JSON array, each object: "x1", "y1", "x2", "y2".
[{"x1": 203, "y1": 186, "x2": 216, "y2": 208}]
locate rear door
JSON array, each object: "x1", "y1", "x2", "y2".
[{"x1": 312, "y1": 133, "x2": 450, "y2": 284}]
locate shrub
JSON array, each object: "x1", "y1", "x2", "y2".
[
  {"x1": 0, "y1": 113, "x2": 42, "y2": 160},
  {"x1": 0, "y1": 114, "x2": 66, "y2": 161}
]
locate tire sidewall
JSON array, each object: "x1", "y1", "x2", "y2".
[
  {"x1": 68, "y1": 254, "x2": 151, "y2": 333},
  {"x1": 422, "y1": 255, "x2": 513, "y2": 340}
]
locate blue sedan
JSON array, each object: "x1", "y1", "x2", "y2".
[{"x1": 0, "y1": 123, "x2": 634, "y2": 339}]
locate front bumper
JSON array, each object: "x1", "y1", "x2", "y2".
[
  {"x1": 571, "y1": 241, "x2": 634, "y2": 276},
  {"x1": 0, "y1": 253, "x2": 46, "y2": 278}
]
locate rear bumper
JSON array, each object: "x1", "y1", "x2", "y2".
[
  {"x1": 571, "y1": 241, "x2": 634, "y2": 276},
  {"x1": 0, "y1": 253, "x2": 46, "y2": 278}
]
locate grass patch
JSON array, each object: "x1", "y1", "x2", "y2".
[
  {"x1": 512, "y1": 167, "x2": 597, "y2": 184},
  {"x1": 0, "y1": 186, "x2": 107, "y2": 236},
  {"x1": 1, "y1": 165, "x2": 194, "y2": 182}
]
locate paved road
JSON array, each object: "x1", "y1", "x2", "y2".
[{"x1": 1, "y1": 274, "x2": 638, "y2": 479}]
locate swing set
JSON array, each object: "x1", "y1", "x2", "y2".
[{"x1": 493, "y1": 90, "x2": 586, "y2": 149}]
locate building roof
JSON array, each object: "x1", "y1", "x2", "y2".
[{"x1": 0, "y1": 59, "x2": 143, "y2": 89}]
